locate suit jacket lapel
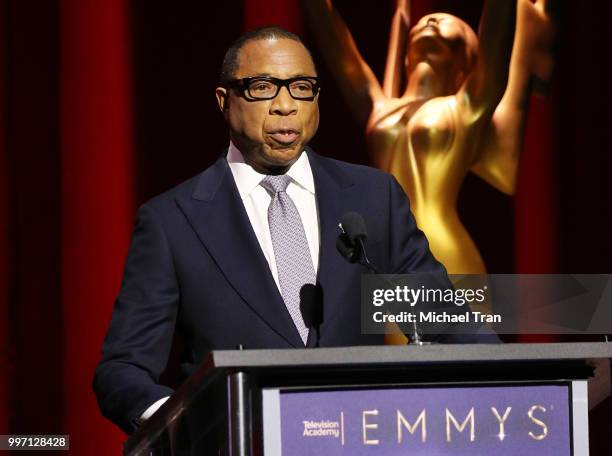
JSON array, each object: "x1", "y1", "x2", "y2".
[
  {"x1": 306, "y1": 149, "x2": 355, "y2": 347},
  {"x1": 176, "y1": 155, "x2": 304, "y2": 348}
]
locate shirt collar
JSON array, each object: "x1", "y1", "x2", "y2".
[{"x1": 227, "y1": 141, "x2": 315, "y2": 199}]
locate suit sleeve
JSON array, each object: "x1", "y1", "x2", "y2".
[
  {"x1": 93, "y1": 203, "x2": 178, "y2": 434},
  {"x1": 385, "y1": 174, "x2": 500, "y2": 343}
]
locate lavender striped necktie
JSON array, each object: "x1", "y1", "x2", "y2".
[{"x1": 261, "y1": 174, "x2": 314, "y2": 345}]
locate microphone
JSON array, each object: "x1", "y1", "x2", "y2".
[
  {"x1": 337, "y1": 212, "x2": 378, "y2": 273},
  {"x1": 339, "y1": 212, "x2": 367, "y2": 241},
  {"x1": 336, "y1": 211, "x2": 428, "y2": 345}
]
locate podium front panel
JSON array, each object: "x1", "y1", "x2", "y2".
[{"x1": 263, "y1": 381, "x2": 588, "y2": 456}]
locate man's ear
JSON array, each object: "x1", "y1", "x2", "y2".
[{"x1": 215, "y1": 87, "x2": 229, "y2": 114}]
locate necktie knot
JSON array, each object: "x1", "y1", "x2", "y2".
[{"x1": 261, "y1": 174, "x2": 292, "y2": 195}]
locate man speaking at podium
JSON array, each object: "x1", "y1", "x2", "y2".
[{"x1": 94, "y1": 26, "x2": 496, "y2": 434}]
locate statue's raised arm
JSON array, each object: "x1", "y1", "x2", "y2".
[
  {"x1": 459, "y1": 0, "x2": 516, "y2": 124},
  {"x1": 382, "y1": 0, "x2": 411, "y2": 98},
  {"x1": 472, "y1": 0, "x2": 559, "y2": 194},
  {"x1": 300, "y1": 0, "x2": 384, "y2": 124}
]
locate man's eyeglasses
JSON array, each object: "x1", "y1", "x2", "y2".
[{"x1": 227, "y1": 77, "x2": 320, "y2": 101}]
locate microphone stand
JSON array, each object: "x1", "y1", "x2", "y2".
[
  {"x1": 356, "y1": 237, "x2": 378, "y2": 274},
  {"x1": 355, "y1": 238, "x2": 429, "y2": 346}
]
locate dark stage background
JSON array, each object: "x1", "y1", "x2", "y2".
[{"x1": 0, "y1": 0, "x2": 611, "y2": 454}]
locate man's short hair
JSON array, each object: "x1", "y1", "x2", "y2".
[{"x1": 219, "y1": 25, "x2": 315, "y2": 86}]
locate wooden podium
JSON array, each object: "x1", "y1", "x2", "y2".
[{"x1": 124, "y1": 343, "x2": 612, "y2": 455}]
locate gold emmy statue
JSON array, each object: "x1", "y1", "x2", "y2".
[{"x1": 302, "y1": 0, "x2": 557, "y2": 342}]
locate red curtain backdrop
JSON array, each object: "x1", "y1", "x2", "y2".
[
  {"x1": 245, "y1": 0, "x2": 302, "y2": 33},
  {"x1": 60, "y1": 0, "x2": 133, "y2": 453},
  {"x1": 515, "y1": 95, "x2": 559, "y2": 274},
  {"x1": 515, "y1": 95, "x2": 559, "y2": 343},
  {"x1": 0, "y1": 0, "x2": 8, "y2": 436}
]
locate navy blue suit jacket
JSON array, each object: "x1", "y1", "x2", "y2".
[{"x1": 93, "y1": 149, "x2": 496, "y2": 434}]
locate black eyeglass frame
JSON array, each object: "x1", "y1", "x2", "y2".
[{"x1": 226, "y1": 76, "x2": 321, "y2": 102}]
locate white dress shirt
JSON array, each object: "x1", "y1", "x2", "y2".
[
  {"x1": 140, "y1": 142, "x2": 321, "y2": 422},
  {"x1": 226, "y1": 141, "x2": 320, "y2": 286}
]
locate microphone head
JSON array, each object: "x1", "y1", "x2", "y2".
[
  {"x1": 339, "y1": 212, "x2": 368, "y2": 242},
  {"x1": 336, "y1": 234, "x2": 359, "y2": 263}
]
